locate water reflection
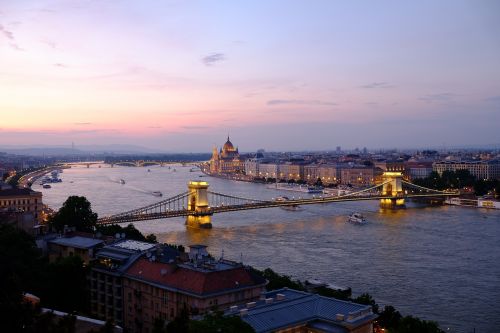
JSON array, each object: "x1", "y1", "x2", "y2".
[{"x1": 39, "y1": 164, "x2": 500, "y2": 333}]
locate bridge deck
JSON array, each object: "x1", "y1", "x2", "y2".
[{"x1": 97, "y1": 192, "x2": 457, "y2": 225}]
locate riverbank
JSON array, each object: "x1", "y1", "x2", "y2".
[{"x1": 18, "y1": 165, "x2": 70, "y2": 188}]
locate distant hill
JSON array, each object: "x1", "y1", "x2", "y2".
[{"x1": 0, "y1": 144, "x2": 164, "y2": 156}]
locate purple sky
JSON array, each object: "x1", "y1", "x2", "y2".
[{"x1": 1, "y1": 0, "x2": 499, "y2": 152}]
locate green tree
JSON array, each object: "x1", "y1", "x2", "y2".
[
  {"x1": 315, "y1": 178, "x2": 323, "y2": 186},
  {"x1": 377, "y1": 305, "x2": 402, "y2": 329},
  {"x1": 315, "y1": 286, "x2": 351, "y2": 301},
  {"x1": 189, "y1": 311, "x2": 255, "y2": 333},
  {"x1": 353, "y1": 293, "x2": 379, "y2": 314},
  {"x1": 257, "y1": 268, "x2": 306, "y2": 291},
  {"x1": 166, "y1": 308, "x2": 190, "y2": 333},
  {"x1": 40, "y1": 256, "x2": 89, "y2": 313},
  {"x1": 0, "y1": 224, "x2": 43, "y2": 331},
  {"x1": 50, "y1": 196, "x2": 98, "y2": 232}
]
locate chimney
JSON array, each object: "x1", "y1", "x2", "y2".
[
  {"x1": 265, "y1": 298, "x2": 273, "y2": 304},
  {"x1": 239, "y1": 308, "x2": 248, "y2": 316},
  {"x1": 336, "y1": 313, "x2": 345, "y2": 321},
  {"x1": 229, "y1": 305, "x2": 238, "y2": 312},
  {"x1": 246, "y1": 302, "x2": 256, "y2": 308},
  {"x1": 276, "y1": 293, "x2": 285, "y2": 301}
]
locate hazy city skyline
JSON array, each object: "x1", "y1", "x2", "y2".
[{"x1": 1, "y1": 0, "x2": 499, "y2": 151}]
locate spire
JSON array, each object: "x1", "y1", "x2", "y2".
[{"x1": 227, "y1": 133, "x2": 230, "y2": 142}]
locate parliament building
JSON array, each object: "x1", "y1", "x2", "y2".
[{"x1": 209, "y1": 136, "x2": 244, "y2": 174}]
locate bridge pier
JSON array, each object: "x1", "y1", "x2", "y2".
[
  {"x1": 380, "y1": 172, "x2": 405, "y2": 209},
  {"x1": 186, "y1": 181, "x2": 212, "y2": 228}
]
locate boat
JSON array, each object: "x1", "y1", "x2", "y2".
[
  {"x1": 119, "y1": 179, "x2": 125, "y2": 184},
  {"x1": 147, "y1": 169, "x2": 151, "y2": 172},
  {"x1": 152, "y1": 191, "x2": 163, "y2": 197},
  {"x1": 275, "y1": 196, "x2": 300, "y2": 211},
  {"x1": 42, "y1": 184, "x2": 51, "y2": 189},
  {"x1": 268, "y1": 183, "x2": 323, "y2": 193},
  {"x1": 347, "y1": 212, "x2": 366, "y2": 224}
]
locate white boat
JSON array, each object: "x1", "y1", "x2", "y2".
[
  {"x1": 119, "y1": 179, "x2": 125, "y2": 184},
  {"x1": 275, "y1": 196, "x2": 300, "y2": 211},
  {"x1": 152, "y1": 191, "x2": 163, "y2": 197},
  {"x1": 347, "y1": 212, "x2": 366, "y2": 224},
  {"x1": 269, "y1": 183, "x2": 323, "y2": 193}
]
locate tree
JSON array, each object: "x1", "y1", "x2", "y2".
[
  {"x1": 50, "y1": 196, "x2": 97, "y2": 232},
  {"x1": 353, "y1": 293, "x2": 379, "y2": 314},
  {"x1": 40, "y1": 256, "x2": 89, "y2": 313},
  {"x1": 189, "y1": 311, "x2": 255, "y2": 333},
  {"x1": 96, "y1": 223, "x2": 149, "y2": 242},
  {"x1": 257, "y1": 268, "x2": 306, "y2": 291}
]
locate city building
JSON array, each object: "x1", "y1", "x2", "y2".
[
  {"x1": 433, "y1": 160, "x2": 500, "y2": 180},
  {"x1": 209, "y1": 136, "x2": 244, "y2": 174},
  {"x1": 406, "y1": 161, "x2": 434, "y2": 180},
  {"x1": 90, "y1": 239, "x2": 158, "y2": 327},
  {"x1": 340, "y1": 166, "x2": 382, "y2": 185},
  {"x1": 318, "y1": 164, "x2": 339, "y2": 185},
  {"x1": 278, "y1": 163, "x2": 302, "y2": 181},
  {"x1": 244, "y1": 158, "x2": 260, "y2": 178},
  {"x1": 0, "y1": 187, "x2": 43, "y2": 223},
  {"x1": 48, "y1": 235, "x2": 105, "y2": 264},
  {"x1": 257, "y1": 163, "x2": 279, "y2": 179},
  {"x1": 122, "y1": 244, "x2": 266, "y2": 333},
  {"x1": 228, "y1": 288, "x2": 377, "y2": 333}
]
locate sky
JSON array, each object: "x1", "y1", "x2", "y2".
[{"x1": 1, "y1": 0, "x2": 499, "y2": 152}]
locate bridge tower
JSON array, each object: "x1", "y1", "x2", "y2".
[
  {"x1": 380, "y1": 171, "x2": 405, "y2": 208},
  {"x1": 186, "y1": 181, "x2": 212, "y2": 228}
]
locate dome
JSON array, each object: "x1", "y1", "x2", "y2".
[{"x1": 222, "y1": 136, "x2": 235, "y2": 151}]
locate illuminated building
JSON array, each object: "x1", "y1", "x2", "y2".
[
  {"x1": 0, "y1": 188, "x2": 43, "y2": 223},
  {"x1": 433, "y1": 160, "x2": 500, "y2": 180},
  {"x1": 209, "y1": 136, "x2": 243, "y2": 174}
]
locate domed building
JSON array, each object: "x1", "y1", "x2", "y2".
[{"x1": 209, "y1": 136, "x2": 244, "y2": 174}]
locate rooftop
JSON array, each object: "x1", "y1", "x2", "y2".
[
  {"x1": 125, "y1": 258, "x2": 266, "y2": 296},
  {"x1": 49, "y1": 236, "x2": 104, "y2": 249},
  {"x1": 0, "y1": 188, "x2": 41, "y2": 197},
  {"x1": 230, "y1": 288, "x2": 377, "y2": 333},
  {"x1": 112, "y1": 239, "x2": 156, "y2": 251}
]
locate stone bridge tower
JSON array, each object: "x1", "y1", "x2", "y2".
[
  {"x1": 380, "y1": 171, "x2": 405, "y2": 208},
  {"x1": 186, "y1": 181, "x2": 212, "y2": 228}
]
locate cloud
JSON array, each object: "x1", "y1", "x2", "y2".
[
  {"x1": 201, "y1": 53, "x2": 225, "y2": 66},
  {"x1": 360, "y1": 82, "x2": 392, "y2": 89},
  {"x1": 0, "y1": 24, "x2": 23, "y2": 51},
  {"x1": 147, "y1": 126, "x2": 162, "y2": 129},
  {"x1": 182, "y1": 126, "x2": 210, "y2": 130},
  {"x1": 41, "y1": 39, "x2": 57, "y2": 49},
  {"x1": 267, "y1": 99, "x2": 336, "y2": 106},
  {"x1": 0, "y1": 24, "x2": 14, "y2": 40},
  {"x1": 54, "y1": 63, "x2": 68, "y2": 68},
  {"x1": 419, "y1": 93, "x2": 456, "y2": 103},
  {"x1": 74, "y1": 122, "x2": 92, "y2": 126}
]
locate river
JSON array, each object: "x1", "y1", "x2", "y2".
[{"x1": 39, "y1": 164, "x2": 500, "y2": 333}]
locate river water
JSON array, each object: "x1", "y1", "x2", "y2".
[{"x1": 39, "y1": 164, "x2": 500, "y2": 333}]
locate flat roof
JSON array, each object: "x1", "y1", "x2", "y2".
[
  {"x1": 49, "y1": 236, "x2": 104, "y2": 249},
  {"x1": 112, "y1": 240, "x2": 155, "y2": 252}
]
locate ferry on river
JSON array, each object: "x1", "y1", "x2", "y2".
[
  {"x1": 445, "y1": 197, "x2": 500, "y2": 209},
  {"x1": 347, "y1": 212, "x2": 366, "y2": 224},
  {"x1": 152, "y1": 191, "x2": 163, "y2": 197}
]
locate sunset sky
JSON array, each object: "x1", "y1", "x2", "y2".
[{"x1": 1, "y1": 0, "x2": 499, "y2": 152}]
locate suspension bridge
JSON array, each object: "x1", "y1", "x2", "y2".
[{"x1": 97, "y1": 172, "x2": 459, "y2": 227}]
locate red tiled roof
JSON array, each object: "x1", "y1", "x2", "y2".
[{"x1": 125, "y1": 258, "x2": 264, "y2": 295}]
